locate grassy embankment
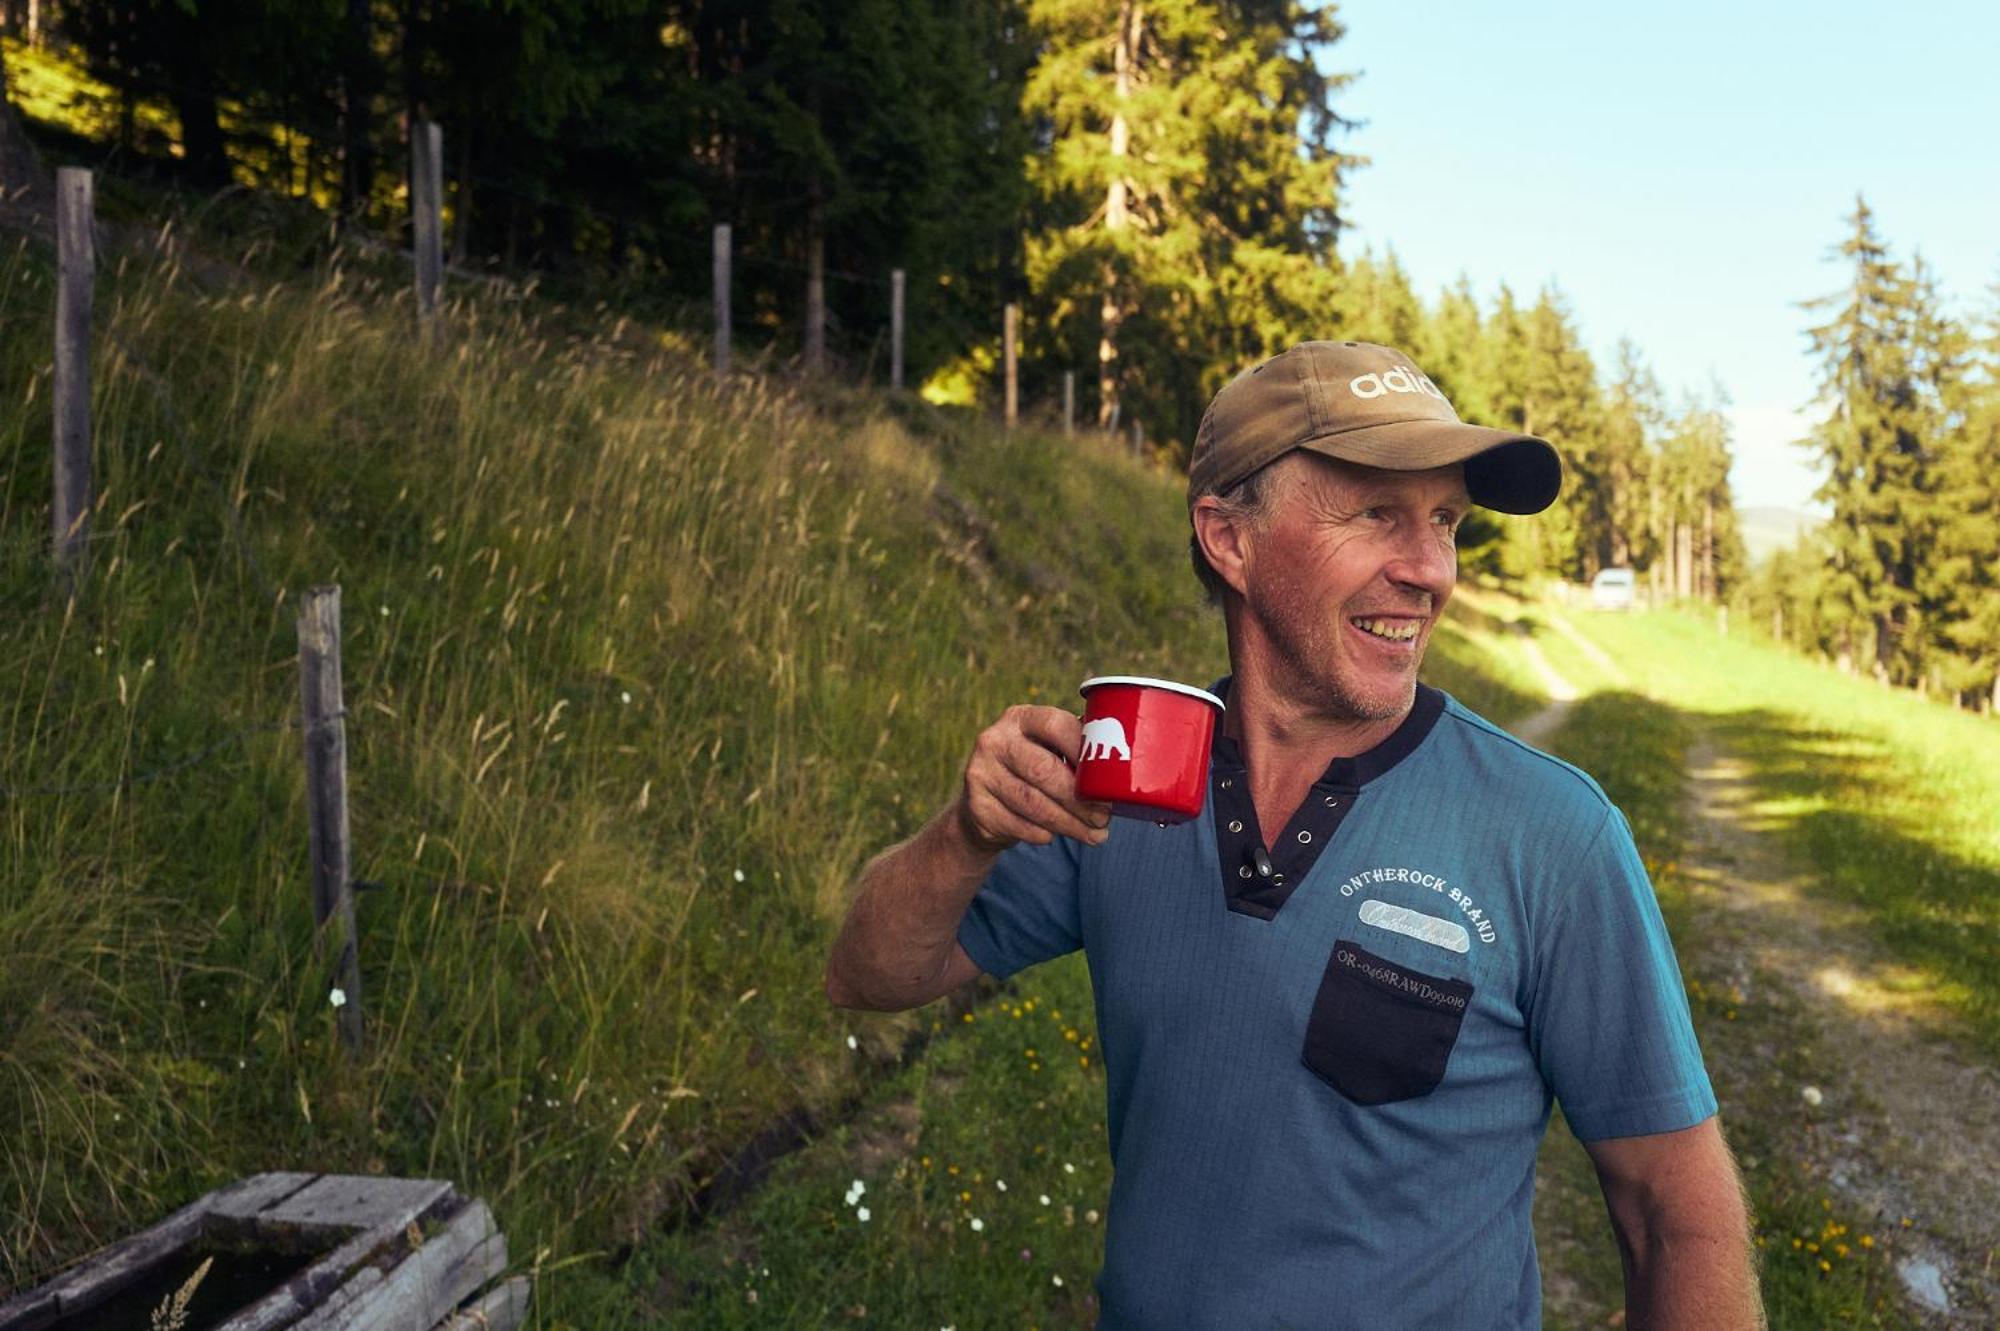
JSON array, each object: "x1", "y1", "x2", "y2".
[{"x1": 0, "y1": 178, "x2": 1556, "y2": 1325}]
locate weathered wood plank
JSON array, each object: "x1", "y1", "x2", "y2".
[
  {"x1": 289, "y1": 1201, "x2": 501, "y2": 1331},
  {"x1": 2, "y1": 1175, "x2": 502, "y2": 1331},
  {"x1": 0, "y1": 1173, "x2": 316, "y2": 1331},
  {"x1": 434, "y1": 1275, "x2": 530, "y2": 1331},
  {"x1": 257, "y1": 1175, "x2": 453, "y2": 1235},
  {"x1": 214, "y1": 1177, "x2": 460, "y2": 1329},
  {"x1": 202, "y1": 1172, "x2": 323, "y2": 1223}
]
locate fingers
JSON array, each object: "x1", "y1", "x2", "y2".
[{"x1": 960, "y1": 705, "x2": 1115, "y2": 851}]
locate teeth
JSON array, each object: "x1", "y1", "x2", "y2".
[{"x1": 1354, "y1": 617, "x2": 1420, "y2": 642}]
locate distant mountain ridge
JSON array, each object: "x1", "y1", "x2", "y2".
[{"x1": 1738, "y1": 506, "x2": 1824, "y2": 565}]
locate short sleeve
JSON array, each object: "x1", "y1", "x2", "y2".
[
  {"x1": 955, "y1": 835, "x2": 1085, "y2": 982},
  {"x1": 1529, "y1": 808, "x2": 1717, "y2": 1141}
]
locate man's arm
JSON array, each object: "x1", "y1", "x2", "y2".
[
  {"x1": 824, "y1": 705, "x2": 1110, "y2": 1012},
  {"x1": 1584, "y1": 1117, "x2": 1764, "y2": 1331}
]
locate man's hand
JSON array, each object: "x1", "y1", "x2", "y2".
[
  {"x1": 954, "y1": 705, "x2": 1113, "y2": 853},
  {"x1": 825, "y1": 704, "x2": 1111, "y2": 1012}
]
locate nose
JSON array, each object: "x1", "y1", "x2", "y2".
[{"x1": 1384, "y1": 522, "x2": 1456, "y2": 597}]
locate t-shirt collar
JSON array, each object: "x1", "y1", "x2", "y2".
[{"x1": 1205, "y1": 676, "x2": 1446, "y2": 789}]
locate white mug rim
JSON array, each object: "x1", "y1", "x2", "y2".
[{"x1": 1077, "y1": 675, "x2": 1225, "y2": 712}]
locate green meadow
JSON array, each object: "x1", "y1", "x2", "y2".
[{"x1": 1553, "y1": 605, "x2": 2000, "y2": 1059}]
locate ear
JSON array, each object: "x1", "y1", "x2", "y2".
[{"x1": 1191, "y1": 495, "x2": 1254, "y2": 598}]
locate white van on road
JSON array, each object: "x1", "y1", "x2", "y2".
[{"x1": 1589, "y1": 566, "x2": 1637, "y2": 611}]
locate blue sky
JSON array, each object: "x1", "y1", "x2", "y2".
[{"x1": 1327, "y1": 0, "x2": 2000, "y2": 512}]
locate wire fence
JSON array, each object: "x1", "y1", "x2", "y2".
[
  {"x1": 0, "y1": 714, "x2": 313, "y2": 798},
  {"x1": 4, "y1": 37, "x2": 1100, "y2": 404}
]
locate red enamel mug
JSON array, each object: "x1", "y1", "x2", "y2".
[{"x1": 1074, "y1": 676, "x2": 1226, "y2": 824}]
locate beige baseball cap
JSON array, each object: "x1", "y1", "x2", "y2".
[{"x1": 1187, "y1": 341, "x2": 1562, "y2": 515}]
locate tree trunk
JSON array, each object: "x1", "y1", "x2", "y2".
[
  {"x1": 451, "y1": 125, "x2": 471, "y2": 266},
  {"x1": 1096, "y1": 0, "x2": 1139, "y2": 430},
  {"x1": 172, "y1": 84, "x2": 232, "y2": 189},
  {"x1": 1701, "y1": 493, "x2": 1715, "y2": 601},
  {"x1": 341, "y1": 0, "x2": 378, "y2": 223},
  {"x1": 1097, "y1": 264, "x2": 1123, "y2": 429}
]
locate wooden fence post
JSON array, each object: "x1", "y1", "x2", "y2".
[
  {"x1": 889, "y1": 268, "x2": 905, "y2": 391},
  {"x1": 298, "y1": 586, "x2": 364, "y2": 1054},
  {"x1": 1063, "y1": 371, "x2": 1075, "y2": 438},
  {"x1": 713, "y1": 224, "x2": 732, "y2": 378},
  {"x1": 412, "y1": 120, "x2": 444, "y2": 329},
  {"x1": 53, "y1": 166, "x2": 92, "y2": 590},
  {"x1": 1003, "y1": 303, "x2": 1018, "y2": 429}
]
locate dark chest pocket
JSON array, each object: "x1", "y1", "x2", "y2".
[{"x1": 1301, "y1": 940, "x2": 1473, "y2": 1106}]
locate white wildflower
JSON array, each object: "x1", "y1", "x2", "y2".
[
  {"x1": 995, "y1": 1179, "x2": 1007, "y2": 1192},
  {"x1": 733, "y1": 869, "x2": 746, "y2": 883},
  {"x1": 847, "y1": 1034, "x2": 859, "y2": 1050},
  {"x1": 329, "y1": 988, "x2": 348, "y2": 1008},
  {"x1": 1052, "y1": 1275, "x2": 1064, "y2": 1287},
  {"x1": 970, "y1": 1217, "x2": 984, "y2": 1233},
  {"x1": 1801, "y1": 1085, "x2": 1823, "y2": 1107},
  {"x1": 856, "y1": 1206, "x2": 871, "y2": 1222},
  {"x1": 1039, "y1": 1194, "x2": 1050, "y2": 1206},
  {"x1": 1063, "y1": 1162, "x2": 1075, "y2": 1174},
  {"x1": 620, "y1": 691, "x2": 632, "y2": 704}
]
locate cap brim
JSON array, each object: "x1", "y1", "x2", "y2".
[{"x1": 1294, "y1": 419, "x2": 1562, "y2": 515}]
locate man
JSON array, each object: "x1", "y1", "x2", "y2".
[{"x1": 826, "y1": 342, "x2": 1761, "y2": 1329}]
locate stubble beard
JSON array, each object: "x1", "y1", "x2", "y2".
[{"x1": 1257, "y1": 586, "x2": 1421, "y2": 725}]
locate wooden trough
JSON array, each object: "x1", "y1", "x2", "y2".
[{"x1": 0, "y1": 1174, "x2": 529, "y2": 1331}]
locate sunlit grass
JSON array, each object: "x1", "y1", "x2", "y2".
[
  {"x1": 1561, "y1": 607, "x2": 2000, "y2": 1057},
  {"x1": 0, "y1": 215, "x2": 1227, "y2": 1310}
]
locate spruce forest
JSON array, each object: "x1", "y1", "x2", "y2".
[{"x1": 3, "y1": 2, "x2": 1995, "y2": 702}]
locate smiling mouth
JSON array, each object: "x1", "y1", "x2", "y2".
[{"x1": 1352, "y1": 616, "x2": 1422, "y2": 642}]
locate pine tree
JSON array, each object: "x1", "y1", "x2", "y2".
[
  {"x1": 1522, "y1": 289, "x2": 1602, "y2": 579},
  {"x1": 1925, "y1": 278, "x2": 2000, "y2": 707},
  {"x1": 1021, "y1": 0, "x2": 1355, "y2": 444},
  {"x1": 1802, "y1": 197, "x2": 1934, "y2": 681},
  {"x1": 1341, "y1": 249, "x2": 1424, "y2": 349},
  {"x1": 1417, "y1": 276, "x2": 1488, "y2": 422},
  {"x1": 1600, "y1": 341, "x2": 1663, "y2": 571}
]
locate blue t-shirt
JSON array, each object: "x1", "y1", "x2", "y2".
[{"x1": 956, "y1": 688, "x2": 1715, "y2": 1330}]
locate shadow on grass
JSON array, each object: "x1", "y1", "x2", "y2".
[
  {"x1": 1701, "y1": 706, "x2": 2000, "y2": 1061},
  {"x1": 1541, "y1": 690, "x2": 1928, "y2": 1328}
]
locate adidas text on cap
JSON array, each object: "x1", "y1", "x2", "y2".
[{"x1": 1187, "y1": 341, "x2": 1562, "y2": 515}]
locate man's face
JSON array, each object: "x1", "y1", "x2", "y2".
[{"x1": 1237, "y1": 455, "x2": 1469, "y2": 723}]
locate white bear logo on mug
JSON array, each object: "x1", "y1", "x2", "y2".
[{"x1": 1079, "y1": 716, "x2": 1132, "y2": 762}]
